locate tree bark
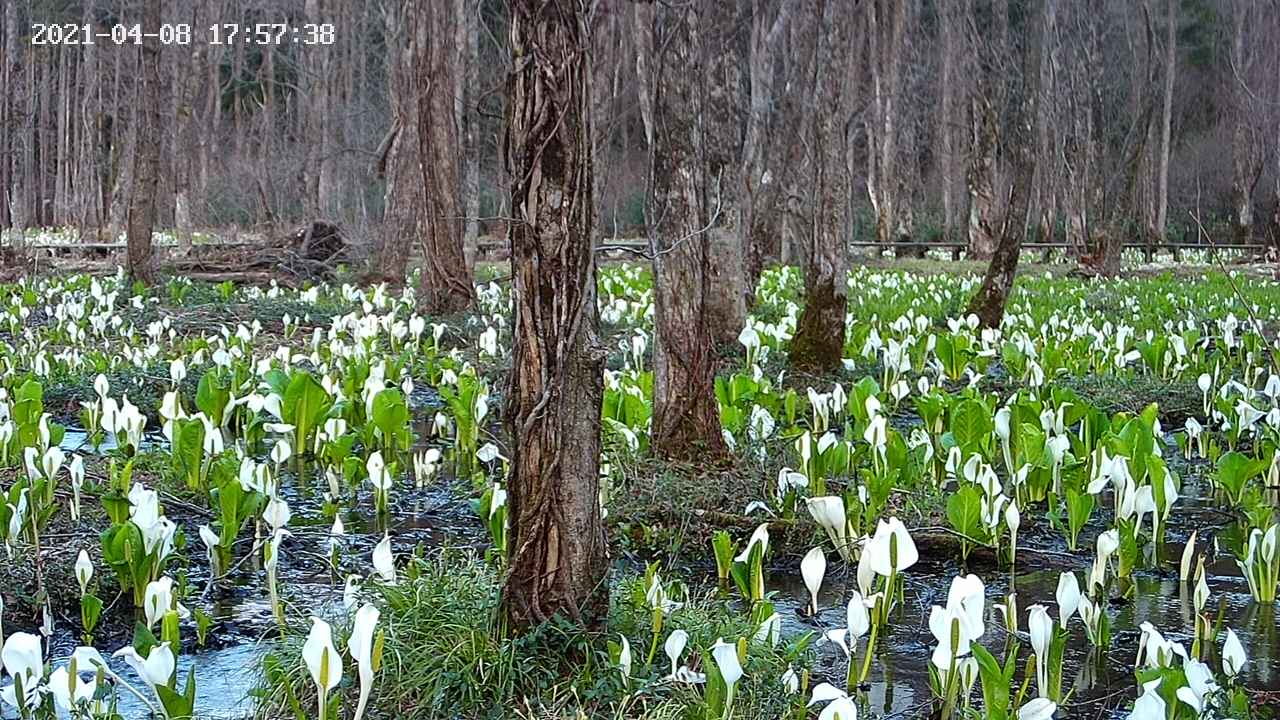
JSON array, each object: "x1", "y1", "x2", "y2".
[
  {"x1": 965, "y1": 0, "x2": 1002, "y2": 260},
  {"x1": 967, "y1": 0, "x2": 1041, "y2": 329},
  {"x1": 701, "y1": 2, "x2": 747, "y2": 346},
  {"x1": 741, "y1": 0, "x2": 793, "y2": 307},
  {"x1": 461, "y1": 0, "x2": 481, "y2": 265},
  {"x1": 939, "y1": 0, "x2": 962, "y2": 245},
  {"x1": 1154, "y1": 0, "x2": 1175, "y2": 244},
  {"x1": 1229, "y1": 1, "x2": 1260, "y2": 246},
  {"x1": 416, "y1": 0, "x2": 476, "y2": 313},
  {"x1": 789, "y1": 0, "x2": 853, "y2": 373},
  {"x1": 866, "y1": 0, "x2": 909, "y2": 250},
  {"x1": 375, "y1": 2, "x2": 419, "y2": 285},
  {"x1": 966, "y1": 93, "x2": 1000, "y2": 259},
  {"x1": 0, "y1": 1, "x2": 15, "y2": 228},
  {"x1": 502, "y1": 0, "x2": 607, "y2": 631},
  {"x1": 126, "y1": 0, "x2": 163, "y2": 285},
  {"x1": 636, "y1": 2, "x2": 728, "y2": 462}
]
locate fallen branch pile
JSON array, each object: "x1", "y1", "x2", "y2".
[{"x1": 168, "y1": 221, "x2": 348, "y2": 285}]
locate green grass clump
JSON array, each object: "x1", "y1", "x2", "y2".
[{"x1": 255, "y1": 550, "x2": 810, "y2": 720}]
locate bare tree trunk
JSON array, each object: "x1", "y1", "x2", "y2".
[
  {"x1": 0, "y1": 1, "x2": 14, "y2": 228},
  {"x1": 417, "y1": 0, "x2": 475, "y2": 313},
  {"x1": 1229, "y1": 1, "x2": 1259, "y2": 246},
  {"x1": 301, "y1": 0, "x2": 340, "y2": 218},
  {"x1": 965, "y1": 0, "x2": 1002, "y2": 260},
  {"x1": 702, "y1": 2, "x2": 747, "y2": 345},
  {"x1": 939, "y1": 0, "x2": 962, "y2": 245},
  {"x1": 375, "y1": 2, "x2": 418, "y2": 285},
  {"x1": 968, "y1": 0, "x2": 1042, "y2": 328},
  {"x1": 1088, "y1": 5, "x2": 1157, "y2": 276},
  {"x1": 1272, "y1": 10, "x2": 1280, "y2": 253},
  {"x1": 967, "y1": 93, "x2": 1000, "y2": 259},
  {"x1": 790, "y1": 0, "x2": 853, "y2": 373},
  {"x1": 1154, "y1": 0, "x2": 1175, "y2": 244},
  {"x1": 461, "y1": 0, "x2": 481, "y2": 264},
  {"x1": 866, "y1": 0, "x2": 909, "y2": 250},
  {"x1": 741, "y1": 0, "x2": 793, "y2": 305},
  {"x1": 502, "y1": 0, "x2": 607, "y2": 631},
  {"x1": 174, "y1": 6, "x2": 201, "y2": 255},
  {"x1": 636, "y1": 2, "x2": 728, "y2": 461},
  {"x1": 126, "y1": 0, "x2": 162, "y2": 285}
]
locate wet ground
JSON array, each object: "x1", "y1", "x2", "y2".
[
  {"x1": 767, "y1": 468, "x2": 1279, "y2": 719},
  {"x1": 26, "y1": 418, "x2": 1280, "y2": 720}
]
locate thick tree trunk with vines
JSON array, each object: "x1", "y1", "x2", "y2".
[
  {"x1": 502, "y1": 0, "x2": 608, "y2": 631},
  {"x1": 790, "y1": 0, "x2": 851, "y2": 373},
  {"x1": 637, "y1": 2, "x2": 728, "y2": 461},
  {"x1": 417, "y1": 1, "x2": 476, "y2": 313},
  {"x1": 126, "y1": 0, "x2": 162, "y2": 285}
]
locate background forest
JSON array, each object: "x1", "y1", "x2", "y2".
[{"x1": 2, "y1": 0, "x2": 1279, "y2": 278}]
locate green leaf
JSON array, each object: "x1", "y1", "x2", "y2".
[
  {"x1": 950, "y1": 399, "x2": 993, "y2": 451},
  {"x1": 196, "y1": 371, "x2": 231, "y2": 427},
  {"x1": 284, "y1": 371, "x2": 332, "y2": 455},
  {"x1": 946, "y1": 484, "x2": 985, "y2": 540},
  {"x1": 971, "y1": 644, "x2": 1009, "y2": 720}
]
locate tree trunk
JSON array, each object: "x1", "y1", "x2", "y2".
[
  {"x1": 790, "y1": 0, "x2": 853, "y2": 373},
  {"x1": 965, "y1": 0, "x2": 1002, "y2": 260},
  {"x1": 461, "y1": 0, "x2": 481, "y2": 265},
  {"x1": 1229, "y1": 2, "x2": 1258, "y2": 246},
  {"x1": 939, "y1": 0, "x2": 961, "y2": 245},
  {"x1": 866, "y1": 0, "x2": 909, "y2": 250},
  {"x1": 375, "y1": 3, "x2": 418, "y2": 285},
  {"x1": 968, "y1": 0, "x2": 1041, "y2": 328},
  {"x1": 741, "y1": 0, "x2": 793, "y2": 307},
  {"x1": 636, "y1": 2, "x2": 728, "y2": 462},
  {"x1": 1272, "y1": 22, "x2": 1280, "y2": 253},
  {"x1": 1154, "y1": 0, "x2": 1175, "y2": 244},
  {"x1": 0, "y1": 1, "x2": 14, "y2": 228},
  {"x1": 966, "y1": 94, "x2": 1000, "y2": 259},
  {"x1": 416, "y1": 0, "x2": 476, "y2": 313},
  {"x1": 502, "y1": 0, "x2": 608, "y2": 631},
  {"x1": 126, "y1": 0, "x2": 162, "y2": 285},
  {"x1": 701, "y1": 3, "x2": 747, "y2": 346}
]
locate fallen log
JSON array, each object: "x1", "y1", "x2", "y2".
[{"x1": 169, "y1": 221, "x2": 348, "y2": 285}]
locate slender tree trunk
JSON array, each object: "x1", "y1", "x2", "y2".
[
  {"x1": 126, "y1": 0, "x2": 162, "y2": 285},
  {"x1": 636, "y1": 2, "x2": 728, "y2": 461},
  {"x1": 502, "y1": 0, "x2": 607, "y2": 631},
  {"x1": 417, "y1": 0, "x2": 476, "y2": 313},
  {"x1": 461, "y1": 0, "x2": 481, "y2": 264},
  {"x1": 790, "y1": 0, "x2": 853, "y2": 373},
  {"x1": 939, "y1": 0, "x2": 960, "y2": 245},
  {"x1": 0, "y1": 1, "x2": 14, "y2": 228},
  {"x1": 1154, "y1": 0, "x2": 1175, "y2": 244},
  {"x1": 1229, "y1": 2, "x2": 1256, "y2": 246},
  {"x1": 866, "y1": 0, "x2": 910, "y2": 250}
]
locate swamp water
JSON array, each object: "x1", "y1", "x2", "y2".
[{"x1": 28, "y1": 428, "x2": 1280, "y2": 719}]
